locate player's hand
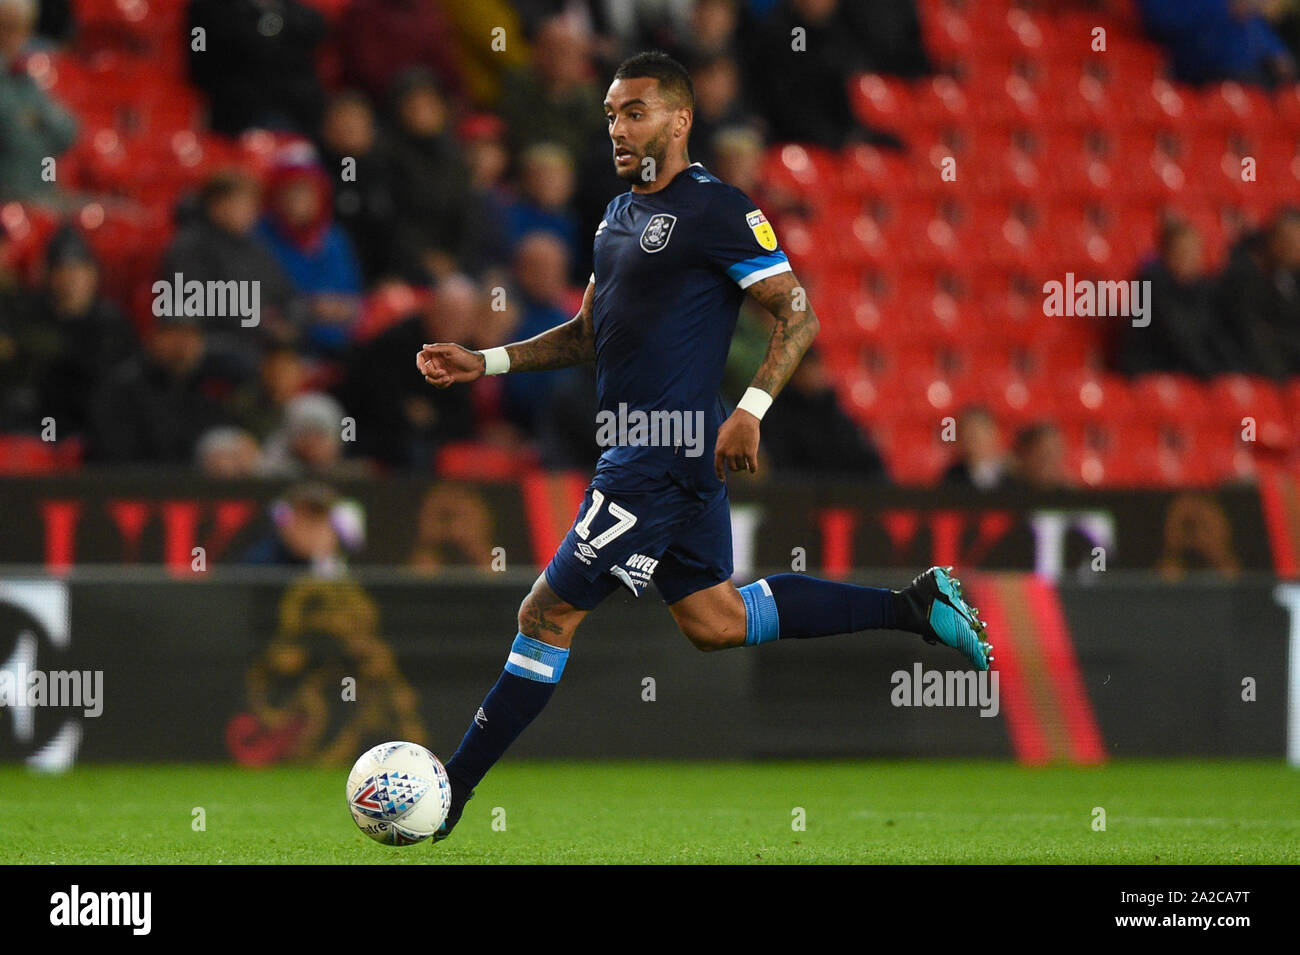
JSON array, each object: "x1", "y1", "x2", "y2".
[
  {"x1": 714, "y1": 409, "x2": 761, "y2": 480},
  {"x1": 417, "y1": 343, "x2": 485, "y2": 388}
]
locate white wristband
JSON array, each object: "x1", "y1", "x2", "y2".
[
  {"x1": 737, "y1": 387, "x2": 773, "y2": 420},
  {"x1": 480, "y1": 346, "x2": 510, "y2": 376}
]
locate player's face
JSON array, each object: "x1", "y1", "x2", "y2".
[{"x1": 604, "y1": 78, "x2": 678, "y2": 184}]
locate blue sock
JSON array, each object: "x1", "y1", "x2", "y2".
[
  {"x1": 738, "y1": 574, "x2": 900, "y2": 645},
  {"x1": 444, "y1": 633, "x2": 568, "y2": 790}
]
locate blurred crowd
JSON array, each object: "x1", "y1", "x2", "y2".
[
  {"x1": 0, "y1": 0, "x2": 929, "y2": 482},
  {"x1": 1117, "y1": 207, "x2": 1300, "y2": 381},
  {"x1": 0, "y1": 0, "x2": 1297, "y2": 494}
]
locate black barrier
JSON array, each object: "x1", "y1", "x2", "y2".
[
  {"x1": 0, "y1": 472, "x2": 1282, "y2": 574},
  {"x1": 0, "y1": 570, "x2": 1288, "y2": 766}
]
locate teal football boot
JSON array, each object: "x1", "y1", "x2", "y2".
[{"x1": 899, "y1": 566, "x2": 993, "y2": 671}]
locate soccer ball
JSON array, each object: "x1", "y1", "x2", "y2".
[{"x1": 346, "y1": 741, "x2": 452, "y2": 846}]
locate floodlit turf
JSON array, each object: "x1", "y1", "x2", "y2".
[{"x1": 2, "y1": 760, "x2": 1297, "y2": 864}]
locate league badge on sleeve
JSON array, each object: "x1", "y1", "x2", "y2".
[
  {"x1": 746, "y1": 209, "x2": 778, "y2": 251},
  {"x1": 639, "y1": 213, "x2": 678, "y2": 253}
]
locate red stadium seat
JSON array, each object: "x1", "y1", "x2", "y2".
[
  {"x1": 0, "y1": 434, "x2": 83, "y2": 474},
  {"x1": 437, "y1": 441, "x2": 539, "y2": 480},
  {"x1": 1049, "y1": 371, "x2": 1136, "y2": 426},
  {"x1": 1284, "y1": 379, "x2": 1300, "y2": 424},
  {"x1": 354, "y1": 284, "x2": 429, "y2": 344},
  {"x1": 878, "y1": 421, "x2": 950, "y2": 485},
  {"x1": 760, "y1": 143, "x2": 843, "y2": 211},
  {"x1": 968, "y1": 73, "x2": 1045, "y2": 129},
  {"x1": 1129, "y1": 373, "x2": 1211, "y2": 425},
  {"x1": 819, "y1": 209, "x2": 903, "y2": 270},
  {"x1": 1104, "y1": 36, "x2": 1168, "y2": 87},
  {"x1": 910, "y1": 75, "x2": 971, "y2": 129},
  {"x1": 837, "y1": 365, "x2": 903, "y2": 424},
  {"x1": 1130, "y1": 78, "x2": 1191, "y2": 134},
  {"x1": 1205, "y1": 376, "x2": 1293, "y2": 451},
  {"x1": 838, "y1": 144, "x2": 913, "y2": 199},
  {"x1": 75, "y1": 0, "x2": 187, "y2": 75},
  {"x1": 1197, "y1": 82, "x2": 1275, "y2": 136},
  {"x1": 1274, "y1": 83, "x2": 1300, "y2": 132},
  {"x1": 848, "y1": 74, "x2": 911, "y2": 133},
  {"x1": 972, "y1": 370, "x2": 1042, "y2": 430},
  {"x1": 969, "y1": 143, "x2": 1043, "y2": 201},
  {"x1": 921, "y1": 5, "x2": 975, "y2": 67},
  {"x1": 811, "y1": 271, "x2": 892, "y2": 356},
  {"x1": 0, "y1": 203, "x2": 60, "y2": 282}
]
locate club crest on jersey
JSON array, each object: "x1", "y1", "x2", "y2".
[
  {"x1": 746, "y1": 209, "x2": 778, "y2": 251},
  {"x1": 639, "y1": 213, "x2": 677, "y2": 253}
]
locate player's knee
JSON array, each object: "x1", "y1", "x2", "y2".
[{"x1": 517, "y1": 577, "x2": 581, "y2": 640}]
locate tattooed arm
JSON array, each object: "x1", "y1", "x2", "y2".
[
  {"x1": 743, "y1": 270, "x2": 821, "y2": 398},
  {"x1": 418, "y1": 280, "x2": 596, "y2": 387},
  {"x1": 502, "y1": 277, "x2": 597, "y2": 372},
  {"x1": 713, "y1": 270, "x2": 820, "y2": 478}
]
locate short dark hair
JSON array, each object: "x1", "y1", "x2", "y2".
[
  {"x1": 613, "y1": 50, "x2": 695, "y2": 111},
  {"x1": 1273, "y1": 205, "x2": 1300, "y2": 230},
  {"x1": 957, "y1": 403, "x2": 995, "y2": 425},
  {"x1": 200, "y1": 169, "x2": 258, "y2": 209},
  {"x1": 1014, "y1": 421, "x2": 1060, "y2": 455},
  {"x1": 1157, "y1": 221, "x2": 1195, "y2": 255}
]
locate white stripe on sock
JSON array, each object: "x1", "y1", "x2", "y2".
[{"x1": 507, "y1": 652, "x2": 554, "y2": 678}]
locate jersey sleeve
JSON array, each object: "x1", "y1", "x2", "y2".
[
  {"x1": 701, "y1": 186, "x2": 792, "y2": 290},
  {"x1": 590, "y1": 199, "x2": 615, "y2": 285}
]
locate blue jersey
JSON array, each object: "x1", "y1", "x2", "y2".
[{"x1": 588, "y1": 162, "x2": 790, "y2": 496}]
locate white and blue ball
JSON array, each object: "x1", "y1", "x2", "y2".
[{"x1": 346, "y1": 741, "x2": 451, "y2": 846}]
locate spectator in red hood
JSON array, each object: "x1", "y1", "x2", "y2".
[{"x1": 255, "y1": 142, "x2": 363, "y2": 358}]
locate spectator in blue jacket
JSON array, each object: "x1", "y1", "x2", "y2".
[
  {"x1": 1138, "y1": 0, "x2": 1295, "y2": 86},
  {"x1": 500, "y1": 232, "x2": 577, "y2": 436},
  {"x1": 256, "y1": 143, "x2": 363, "y2": 357}
]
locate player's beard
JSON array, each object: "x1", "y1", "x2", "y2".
[{"x1": 615, "y1": 125, "x2": 671, "y2": 184}]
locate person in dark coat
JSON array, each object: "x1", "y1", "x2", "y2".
[
  {"x1": 336, "y1": 275, "x2": 479, "y2": 470},
  {"x1": 0, "y1": 226, "x2": 134, "y2": 435},
  {"x1": 317, "y1": 90, "x2": 401, "y2": 285},
  {"x1": 384, "y1": 69, "x2": 477, "y2": 281},
  {"x1": 1117, "y1": 220, "x2": 1247, "y2": 378},
  {"x1": 88, "y1": 314, "x2": 246, "y2": 464},
  {"x1": 761, "y1": 348, "x2": 888, "y2": 481},
  {"x1": 187, "y1": 0, "x2": 328, "y2": 135},
  {"x1": 940, "y1": 405, "x2": 1009, "y2": 491},
  {"x1": 161, "y1": 171, "x2": 297, "y2": 367},
  {"x1": 742, "y1": 0, "x2": 903, "y2": 148},
  {"x1": 1218, "y1": 208, "x2": 1300, "y2": 380}
]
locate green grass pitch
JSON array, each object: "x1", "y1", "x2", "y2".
[{"x1": 3, "y1": 760, "x2": 1297, "y2": 864}]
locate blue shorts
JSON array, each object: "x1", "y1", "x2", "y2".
[{"x1": 543, "y1": 470, "x2": 734, "y2": 610}]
